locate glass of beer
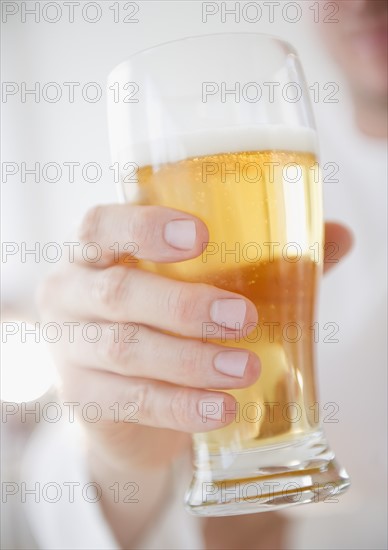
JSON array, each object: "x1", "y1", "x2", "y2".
[{"x1": 107, "y1": 33, "x2": 350, "y2": 516}]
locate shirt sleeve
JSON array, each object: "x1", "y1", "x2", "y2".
[{"x1": 21, "y1": 419, "x2": 204, "y2": 550}]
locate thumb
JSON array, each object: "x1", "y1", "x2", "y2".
[{"x1": 323, "y1": 222, "x2": 354, "y2": 274}]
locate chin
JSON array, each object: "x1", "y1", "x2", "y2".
[
  {"x1": 349, "y1": 62, "x2": 388, "y2": 103},
  {"x1": 358, "y1": 77, "x2": 388, "y2": 104}
]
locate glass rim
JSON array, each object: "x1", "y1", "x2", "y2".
[{"x1": 108, "y1": 31, "x2": 298, "y2": 80}]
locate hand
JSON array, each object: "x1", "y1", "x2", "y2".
[
  {"x1": 37, "y1": 204, "x2": 262, "y2": 471},
  {"x1": 37, "y1": 206, "x2": 352, "y2": 547},
  {"x1": 38, "y1": 206, "x2": 352, "y2": 467}
]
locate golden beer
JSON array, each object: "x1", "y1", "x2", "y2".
[
  {"x1": 130, "y1": 140, "x2": 322, "y2": 453},
  {"x1": 118, "y1": 126, "x2": 348, "y2": 513},
  {"x1": 110, "y1": 33, "x2": 350, "y2": 516}
]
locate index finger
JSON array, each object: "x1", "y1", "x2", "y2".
[{"x1": 75, "y1": 204, "x2": 209, "y2": 267}]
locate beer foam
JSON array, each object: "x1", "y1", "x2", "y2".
[{"x1": 119, "y1": 125, "x2": 318, "y2": 168}]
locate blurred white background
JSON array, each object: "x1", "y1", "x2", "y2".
[
  {"x1": 2, "y1": 0, "x2": 347, "y2": 309},
  {"x1": 2, "y1": 1, "x2": 387, "y2": 549}
]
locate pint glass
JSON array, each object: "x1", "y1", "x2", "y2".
[{"x1": 108, "y1": 33, "x2": 350, "y2": 516}]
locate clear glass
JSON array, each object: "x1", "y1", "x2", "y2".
[{"x1": 107, "y1": 33, "x2": 350, "y2": 516}]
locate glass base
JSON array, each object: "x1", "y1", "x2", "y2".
[{"x1": 184, "y1": 430, "x2": 350, "y2": 516}]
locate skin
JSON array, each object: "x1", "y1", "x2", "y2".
[
  {"x1": 38, "y1": 204, "x2": 352, "y2": 549},
  {"x1": 27, "y1": 4, "x2": 387, "y2": 549},
  {"x1": 320, "y1": 0, "x2": 388, "y2": 138},
  {"x1": 34, "y1": 4, "x2": 384, "y2": 547}
]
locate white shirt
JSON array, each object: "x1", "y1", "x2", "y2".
[{"x1": 22, "y1": 420, "x2": 203, "y2": 550}]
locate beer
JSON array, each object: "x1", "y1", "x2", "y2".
[
  {"x1": 110, "y1": 33, "x2": 350, "y2": 515},
  {"x1": 123, "y1": 126, "x2": 323, "y2": 453}
]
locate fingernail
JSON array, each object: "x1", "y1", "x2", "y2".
[
  {"x1": 210, "y1": 299, "x2": 246, "y2": 329},
  {"x1": 197, "y1": 396, "x2": 225, "y2": 422},
  {"x1": 164, "y1": 220, "x2": 196, "y2": 250},
  {"x1": 214, "y1": 351, "x2": 249, "y2": 378}
]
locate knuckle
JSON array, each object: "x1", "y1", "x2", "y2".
[
  {"x1": 170, "y1": 387, "x2": 197, "y2": 428},
  {"x1": 166, "y1": 284, "x2": 197, "y2": 324},
  {"x1": 98, "y1": 324, "x2": 138, "y2": 368},
  {"x1": 93, "y1": 267, "x2": 131, "y2": 311},
  {"x1": 178, "y1": 343, "x2": 206, "y2": 384},
  {"x1": 128, "y1": 207, "x2": 158, "y2": 248},
  {"x1": 78, "y1": 205, "x2": 104, "y2": 244},
  {"x1": 128, "y1": 382, "x2": 152, "y2": 421}
]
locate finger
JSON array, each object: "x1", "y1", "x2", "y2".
[
  {"x1": 62, "y1": 367, "x2": 238, "y2": 433},
  {"x1": 324, "y1": 222, "x2": 353, "y2": 273},
  {"x1": 64, "y1": 322, "x2": 260, "y2": 390},
  {"x1": 76, "y1": 204, "x2": 209, "y2": 267},
  {"x1": 45, "y1": 266, "x2": 258, "y2": 338}
]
